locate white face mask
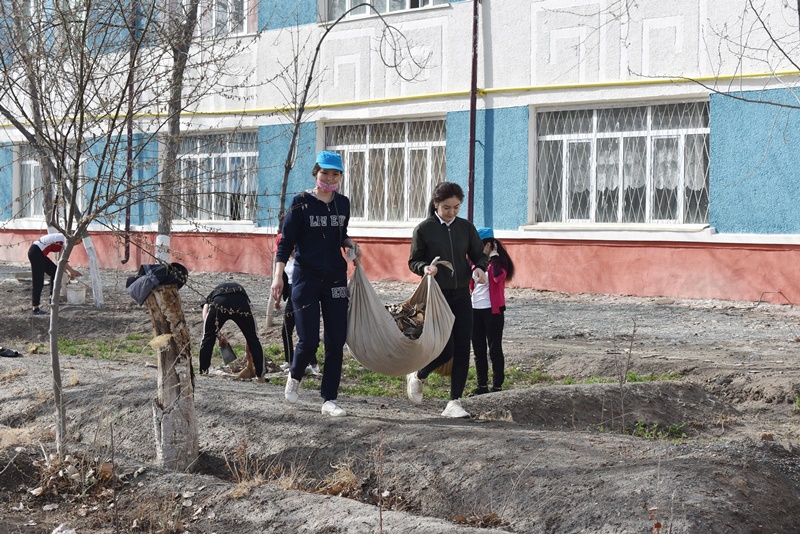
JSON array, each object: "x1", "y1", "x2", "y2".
[{"x1": 316, "y1": 180, "x2": 339, "y2": 193}]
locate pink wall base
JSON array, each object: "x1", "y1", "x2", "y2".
[{"x1": 3, "y1": 231, "x2": 799, "y2": 304}]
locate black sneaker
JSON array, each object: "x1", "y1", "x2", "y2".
[
  {"x1": 491, "y1": 386, "x2": 502, "y2": 393},
  {"x1": 468, "y1": 386, "x2": 489, "y2": 397},
  {"x1": 32, "y1": 309, "x2": 48, "y2": 316}
]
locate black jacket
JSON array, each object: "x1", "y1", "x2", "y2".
[
  {"x1": 276, "y1": 191, "x2": 350, "y2": 283},
  {"x1": 408, "y1": 216, "x2": 488, "y2": 291},
  {"x1": 206, "y1": 282, "x2": 249, "y2": 304}
]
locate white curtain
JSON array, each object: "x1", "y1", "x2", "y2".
[{"x1": 652, "y1": 137, "x2": 679, "y2": 190}]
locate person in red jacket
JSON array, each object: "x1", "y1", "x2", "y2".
[
  {"x1": 28, "y1": 233, "x2": 82, "y2": 315},
  {"x1": 470, "y1": 227, "x2": 515, "y2": 395}
]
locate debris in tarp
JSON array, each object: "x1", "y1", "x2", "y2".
[{"x1": 385, "y1": 301, "x2": 426, "y2": 340}]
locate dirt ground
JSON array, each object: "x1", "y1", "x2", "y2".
[{"x1": 1, "y1": 260, "x2": 800, "y2": 533}]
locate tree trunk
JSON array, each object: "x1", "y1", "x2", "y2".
[
  {"x1": 49, "y1": 265, "x2": 66, "y2": 459},
  {"x1": 145, "y1": 285, "x2": 198, "y2": 471},
  {"x1": 82, "y1": 236, "x2": 105, "y2": 307}
]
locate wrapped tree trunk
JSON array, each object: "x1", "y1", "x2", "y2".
[{"x1": 145, "y1": 285, "x2": 198, "y2": 471}]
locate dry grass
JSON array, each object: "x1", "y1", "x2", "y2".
[
  {"x1": 0, "y1": 369, "x2": 28, "y2": 382},
  {"x1": 273, "y1": 463, "x2": 312, "y2": 492},
  {"x1": 223, "y1": 440, "x2": 325, "y2": 499},
  {"x1": 66, "y1": 371, "x2": 80, "y2": 387},
  {"x1": 129, "y1": 497, "x2": 187, "y2": 533},
  {"x1": 316, "y1": 460, "x2": 361, "y2": 498},
  {"x1": 0, "y1": 425, "x2": 34, "y2": 447}
]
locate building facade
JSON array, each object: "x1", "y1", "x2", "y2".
[{"x1": 1, "y1": 0, "x2": 799, "y2": 302}]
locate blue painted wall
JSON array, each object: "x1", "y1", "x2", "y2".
[
  {"x1": 446, "y1": 106, "x2": 529, "y2": 230},
  {"x1": 710, "y1": 89, "x2": 800, "y2": 234},
  {"x1": 131, "y1": 135, "x2": 160, "y2": 226},
  {"x1": 260, "y1": 0, "x2": 468, "y2": 31},
  {"x1": 82, "y1": 134, "x2": 160, "y2": 227},
  {"x1": 261, "y1": 0, "x2": 317, "y2": 31},
  {"x1": 258, "y1": 122, "x2": 318, "y2": 228},
  {"x1": 0, "y1": 143, "x2": 12, "y2": 220}
]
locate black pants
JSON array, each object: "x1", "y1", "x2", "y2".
[
  {"x1": 28, "y1": 244, "x2": 56, "y2": 308},
  {"x1": 290, "y1": 268, "x2": 348, "y2": 401},
  {"x1": 417, "y1": 287, "x2": 473, "y2": 400},
  {"x1": 472, "y1": 307, "x2": 505, "y2": 389},
  {"x1": 281, "y1": 292, "x2": 295, "y2": 364},
  {"x1": 282, "y1": 292, "x2": 317, "y2": 366},
  {"x1": 199, "y1": 293, "x2": 264, "y2": 376}
]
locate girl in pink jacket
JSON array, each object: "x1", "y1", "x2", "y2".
[{"x1": 470, "y1": 228, "x2": 515, "y2": 395}]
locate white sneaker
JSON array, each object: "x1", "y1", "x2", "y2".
[
  {"x1": 321, "y1": 400, "x2": 346, "y2": 417},
  {"x1": 284, "y1": 376, "x2": 300, "y2": 403},
  {"x1": 406, "y1": 372, "x2": 424, "y2": 405},
  {"x1": 279, "y1": 362, "x2": 290, "y2": 371},
  {"x1": 306, "y1": 364, "x2": 321, "y2": 376},
  {"x1": 441, "y1": 399, "x2": 470, "y2": 418}
]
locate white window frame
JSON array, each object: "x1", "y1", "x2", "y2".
[
  {"x1": 17, "y1": 146, "x2": 44, "y2": 219},
  {"x1": 15, "y1": 145, "x2": 90, "y2": 220},
  {"x1": 535, "y1": 102, "x2": 710, "y2": 226},
  {"x1": 325, "y1": 119, "x2": 446, "y2": 224},
  {"x1": 321, "y1": 0, "x2": 449, "y2": 22},
  {"x1": 198, "y1": 0, "x2": 251, "y2": 37},
  {"x1": 175, "y1": 132, "x2": 259, "y2": 222}
]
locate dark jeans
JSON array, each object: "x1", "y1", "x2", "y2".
[
  {"x1": 199, "y1": 293, "x2": 264, "y2": 377},
  {"x1": 281, "y1": 294, "x2": 295, "y2": 364},
  {"x1": 290, "y1": 268, "x2": 348, "y2": 401},
  {"x1": 417, "y1": 287, "x2": 473, "y2": 400},
  {"x1": 281, "y1": 290, "x2": 317, "y2": 366},
  {"x1": 472, "y1": 307, "x2": 505, "y2": 389},
  {"x1": 28, "y1": 245, "x2": 56, "y2": 308}
]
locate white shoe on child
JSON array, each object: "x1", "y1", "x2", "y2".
[
  {"x1": 284, "y1": 376, "x2": 300, "y2": 403},
  {"x1": 321, "y1": 400, "x2": 346, "y2": 417},
  {"x1": 406, "y1": 372, "x2": 424, "y2": 405},
  {"x1": 441, "y1": 399, "x2": 470, "y2": 418}
]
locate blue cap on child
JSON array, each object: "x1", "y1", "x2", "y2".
[
  {"x1": 477, "y1": 227, "x2": 494, "y2": 240},
  {"x1": 317, "y1": 151, "x2": 344, "y2": 172}
]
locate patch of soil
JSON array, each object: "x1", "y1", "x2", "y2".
[{"x1": 1, "y1": 261, "x2": 800, "y2": 533}]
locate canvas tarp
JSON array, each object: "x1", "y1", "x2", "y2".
[{"x1": 346, "y1": 263, "x2": 454, "y2": 376}]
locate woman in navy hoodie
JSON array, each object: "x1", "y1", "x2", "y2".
[{"x1": 271, "y1": 151, "x2": 361, "y2": 417}]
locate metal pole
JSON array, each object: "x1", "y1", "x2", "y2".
[
  {"x1": 122, "y1": 0, "x2": 136, "y2": 264},
  {"x1": 467, "y1": 0, "x2": 479, "y2": 222}
]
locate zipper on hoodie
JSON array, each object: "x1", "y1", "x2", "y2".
[{"x1": 446, "y1": 225, "x2": 457, "y2": 289}]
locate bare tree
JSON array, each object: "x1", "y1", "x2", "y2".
[
  {"x1": 0, "y1": 0, "x2": 264, "y2": 461},
  {"x1": 265, "y1": 2, "x2": 430, "y2": 322},
  {"x1": 559, "y1": 0, "x2": 800, "y2": 109}
]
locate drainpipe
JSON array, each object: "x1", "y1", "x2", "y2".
[
  {"x1": 121, "y1": 103, "x2": 132, "y2": 264},
  {"x1": 467, "y1": 0, "x2": 480, "y2": 222},
  {"x1": 122, "y1": 0, "x2": 137, "y2": 264}
]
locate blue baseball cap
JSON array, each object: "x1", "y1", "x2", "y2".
[
  {"x1": 317, "y1": 151, "x2": 344, "y2": 172},
  {"x1": 477, "y1": 227, "x2": 494, "y2": 240}
]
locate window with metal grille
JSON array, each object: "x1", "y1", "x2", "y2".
[
  {"x1": 190, "y1": 0, "x2": 250, "y2": 37},
  {"x1": 209, "y1": 0, "x2": 247, "y2": 35},
  {"x1": 536, "y1": 102, "x2": 709, "y2": 225},
  {"x1": 177, "y1": 132, "x2": 258, "y2": 221},
  {"x1": 325, "y1": 120, "x2": 446, "y2": 223},
  {"x1": 324, "y1": 0, "x2": 449, "y2": 21}
]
